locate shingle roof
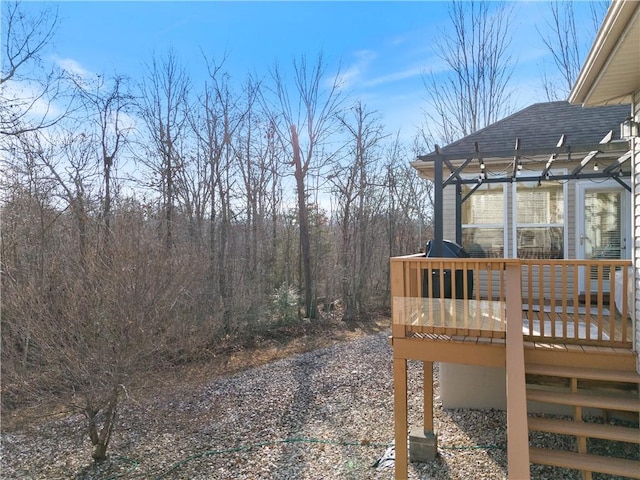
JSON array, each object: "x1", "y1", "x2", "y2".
[{"x1": 420, "y1": 101, "x2": 630, "y2": 160}]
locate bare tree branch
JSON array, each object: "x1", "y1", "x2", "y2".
[
  {"x1": 537, "y1": 0, "x2": 609, "y2": 101},
  {"x1": 423, "y1": 0, "x2": 515, "y2": 145}
]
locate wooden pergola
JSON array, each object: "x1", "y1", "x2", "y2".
[{"x1": 415, "y1": 135, "x2": 632, "y2": 256}]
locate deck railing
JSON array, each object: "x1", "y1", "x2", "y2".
[{"x1": 390, "y1": 255, "x2": 633, "y2": 348}]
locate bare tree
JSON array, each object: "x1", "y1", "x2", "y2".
[
  {"x1": 263, "y1": 53, "x2": 345, "y2": 319},
  {"x1": 2, "y1": 131, "x2": 210, "y2": 460},
  {"x1": 0, "y1": 1, "x2": 71, "y2": 136},
  {"x1": 331, "y1": 102, "x2": 387, "y2": 320},
  {"x1": 386, "y1": 134, "x2": 433, "y2": 254},
  {"x1": 589, "y1": 1, "x2": 610, "y2": 34},
  {"x1": 71, "y1": 74, "x2": 134, "y2": 241},
  {"x1": 423, "y1": 0, "x2": 514, "y2": 144},
  {"x1": 137, "y1": 50, "x2": 191, "y2": 251},
  {"x1": 2, "y1": 205, "x2": 205, "y2": 460},
  {"x1": 236, "y1": 77, "x2": 283, "y2": 302},
  {"x1": 190, "y1": 59, "x2": 252, "y2": 331},
  {"x1": 538, "y1": 0, "x2": 609, "y2": 101}
]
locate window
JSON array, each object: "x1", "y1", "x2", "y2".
[
  {"x1": 461, "y1": 184, "x2": 505, "y2": 258},
  {"x1": 515, "y1": 182, "x2": 564, "y2": 259}
]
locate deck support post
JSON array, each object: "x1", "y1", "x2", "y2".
[{"x1": 394, "y1": 357, "x2": 408, "y2": 480}]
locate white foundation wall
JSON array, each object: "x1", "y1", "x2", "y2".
[
  {"x1": 439, "y1": 363, "x2": 601, "y2": 415},
  {"x1": 439, "y1": 364, "x2": 507, "y2": 410}
]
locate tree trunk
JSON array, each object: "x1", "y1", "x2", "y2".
[
  {"x1": 291, "y1": 125, "x2": 316, "y2": 319},
  {"x1": 86, "y1": 386, "x2": 119, "y2": 462}
]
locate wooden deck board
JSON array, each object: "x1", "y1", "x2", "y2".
[
  {"x1": 526, "y1": 388, "x2": 640, "y2": 412},
  {"x1": 525, "y1": 364, "x2": 640, "y2": 383},
  {"x1": 529, "y1": 447, "x2": 640, "y2": 479},
  {"x1": 528, "y1": 417, "x2": 640, "y2": 443}
]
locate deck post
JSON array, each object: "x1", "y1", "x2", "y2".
[
  {"x1": 394, "y1": 357, "x2": 408, "y2": 479},
  {"x1": 505, "y1": 262, "x2": 530, "y2": 480}
]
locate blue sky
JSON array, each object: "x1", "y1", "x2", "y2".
[{"x1": 25, "y1": 1, "x2": 601, "y2": 139}]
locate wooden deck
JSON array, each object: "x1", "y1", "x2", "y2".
[{"x1": 390, "y1": 256, "x2": 637, "y2": 480}]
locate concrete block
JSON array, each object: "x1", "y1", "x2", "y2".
[{"x1": 409, "y1": 427, "x2": 438, "y2": 462}]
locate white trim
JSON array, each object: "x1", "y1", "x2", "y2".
[
  {"x1": 511, "y1": 170, "x2": 568, "y2": 259},
  {"x1": 575, "y1": 179, "x2": 632, "y2": 261},
  {"x1": 460, "y1": 180, "x2": 508, "y2": 257}
]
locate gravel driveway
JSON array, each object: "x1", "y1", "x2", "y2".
[{"x1": 2, "y1": 331, "x2": 622, "y2": 479}]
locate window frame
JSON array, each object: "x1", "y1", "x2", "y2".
[
  {"x1": 460, "y1": 181, "x2": 508, "y2": 258},
  {"x1": 511, "y1": 170, "x2": 568, "y2": 259}
]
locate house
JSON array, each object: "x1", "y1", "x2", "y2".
[
  {"x1": 568, "y1": 0, "x2": 640, "y2": 371},
  {"x1": 390, "y1": 1, "x2": 639, "y2": 479},
  {"x1": 410, "y1": 100, "x2": 633, "y2": 413}
]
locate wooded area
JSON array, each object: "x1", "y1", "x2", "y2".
[{"x1": 0, "y1": 1, "x2": 431, "y2": 459}]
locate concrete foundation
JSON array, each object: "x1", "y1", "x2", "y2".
[
  {"x1": 409, "y1": 428, "x2": 438, "y2": 462},
  {"x1": 439, "y1": 362, "x2": 616, "y2": 416},
  {"x1": 440, "y1": 363, "x2": 507, "y2": 410}
]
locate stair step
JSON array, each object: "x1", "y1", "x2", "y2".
[
  {"x1": 527, "y1": 388, "x2": 640, "y2": 412},
  {"x1": 526, "y1": 363, "x2": 640, "y2": 384},
  {"x1": 529, "y1": 447, "x2": 640, "y2": 479},
  {"x1": 528, "y1": 417, "x2": 640, "y2": 443}
]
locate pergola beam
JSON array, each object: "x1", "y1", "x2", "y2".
[
  {"x1": 612, "y1": 175, "x2": 632, "y2": 192},
  {"x1": 432, "y1": 145, "x2": 444, "y2": 257},
  {"x1": 571, "y1": 130, "x2": 614, "y2": 175},
  {"x1": 452, "y1": 170, "x2": 630, "y2": 186},
  {"x1": 443, "y1": 157, "x2": 473, "y2": 187},
  {"x1": 571, "y1": 150, "x2": 600, "y2": 175},
  {"x1": 511, "y1": 138, "x2": 521, "y2": 179},
  {"x1": 603, "y1": 150, "x2": 632, "y2": 174},
  {"x1": 462, "y1": 181, "x2": 483, "y2": 202}
]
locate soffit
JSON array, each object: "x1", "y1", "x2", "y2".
[{"x1": 570, "y1": 2, "x2": 640, "y2": 106}]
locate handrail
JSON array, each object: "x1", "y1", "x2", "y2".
[{"x1": 390, "y1": 256, "x2": 633, "y2": 348}]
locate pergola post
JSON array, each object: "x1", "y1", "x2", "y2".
[
  {"x1": 432, "y1": 146, "x2": 444, "y2": 256},
  {"x1": 456, "y1": 179, "x2": 462, "y2": 245}
]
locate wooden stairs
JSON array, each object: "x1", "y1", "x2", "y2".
[{"x1": 524, "y1": 363, "x2": 640, "y2": 479}]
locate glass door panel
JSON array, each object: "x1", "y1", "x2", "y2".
[
  {"x1": 584, "y1": 191, "x2": 622, "y2": 261},
  {"x1": 579, "y1": 187, "x2": 628, "y2": 292}
]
